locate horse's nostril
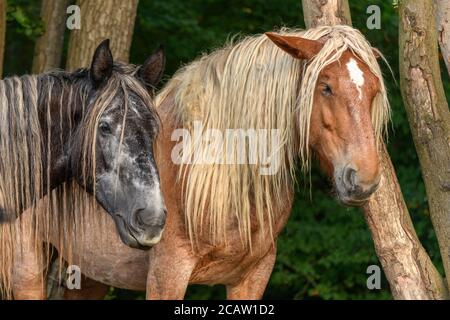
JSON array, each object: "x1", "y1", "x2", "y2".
[
  {"x1": 134, "y1": 208, "x2": 146, "y2": 227},
  {"x1": 133, "y1": 207, "x2": 166, "y2": 229},
  {"x1": 343, "y1": 167, "x2": 357, "y2": 190}
]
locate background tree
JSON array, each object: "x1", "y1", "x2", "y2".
[
  {"x1": 363, "y1": 145, "x2": 447, "y2": 299},
  {"x1": 301, "y1": 0, "x2": 448, "y2": 300},
  {"x1": 32, "y1": 0, "x2": 69, "y2": 73},
  {"x1": 302, "y1": 0, "x2": 352, "y2": 27},
  {"x1": 0, "y1": 0, "x2": 6, "y2": 77},
  {"x1": 399, "y1": 0, "x2": 450, "y2": 291},
  {"x1": 66, "y1": 0, "x2": 138, "y2": 70}
]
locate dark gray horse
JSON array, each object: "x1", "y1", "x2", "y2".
[{"x1": 0, "y1": 40, "x2": 166, "y2": 248}]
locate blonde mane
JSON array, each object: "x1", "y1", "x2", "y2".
[{"x1": 156, "y1": 25, "x2": 390, "y2": 249}]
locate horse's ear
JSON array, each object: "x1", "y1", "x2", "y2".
[
  {"x1": 137, "y1": 45, "x2": 166, "y2": 90},
  {"x1": 90, "y1": 39, "x2": 113, "y2": 88},
  {"x1": 265, "y1": 32, "x2": 323, "y2": 60}
]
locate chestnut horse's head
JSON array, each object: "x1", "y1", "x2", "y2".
[{"x1": 266, "y1": 31, "x2": 387, "y2": 206}]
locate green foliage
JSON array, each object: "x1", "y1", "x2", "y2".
[
  {"x1": 6, "y1": 3, "x2": 43, "y2": 38},
  {"x1": 3, "y1": 0, "x2": 446, "y2": 300},
  {"x1": 3, "y1": 0, "x2": 43, "y2": 75},
  {"x1": 130, "y1": 0, "x2": 304, "y2": 76}
]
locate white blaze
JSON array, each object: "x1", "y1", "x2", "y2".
[{"x1": 346, "y1": 58, "x2": 365, "y2": 100}]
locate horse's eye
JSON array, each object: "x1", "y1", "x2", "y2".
[
  {"x1": 98, "y1": 122, "x2": 112, "y2": 134},
  {"x1": 321, "y1": 84, "x2": 333, "y2": 97}
]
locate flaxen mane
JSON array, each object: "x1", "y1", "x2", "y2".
[{"x1": 156, "y1": 25, "x2": 390, "y2": 249}]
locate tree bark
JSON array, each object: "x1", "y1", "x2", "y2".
[
  {"x1": 0, "y1": 0, "x2": 6, "y2": 78},
  {"x1": 364, "y1": 144, "x2": 448, "y2": 299},
  {"x1": 66, "y1": 0, "x2": 138, "y2": 70},
  {"x1": 435, "y1": 0, "x2": 450, "y2": 76},
  {"x1": 302, "y1": 0, "x2": 352, "y2": 28},
  {"x1": 32, "y1": 0, "x2": 70, "y2": 74},
  {"x1": 302, "y1": 0, "x2": 448, "y2": 299},
  {"x1": 399, "y1": 0, "x2": 450, "y2": 291}
]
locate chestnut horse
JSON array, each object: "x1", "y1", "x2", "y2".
[{"x1": 5, "y1": 25, "x2": 390, "y2": 299}]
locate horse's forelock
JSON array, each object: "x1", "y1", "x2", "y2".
[
  {"x1": 298, "y1": 25, "x2": 391, "y2": 166},
  {"x1": 78, "y1": 63, "x2": 158, "y2": 193}
]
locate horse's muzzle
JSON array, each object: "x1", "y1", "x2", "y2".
[
  {"x1": 113, "y1": 206, "x2": 167, "y2": 250},
  {"x1": 131, "y1": 206, "x2": 167, "y2": 247},
  {"x1": 335, "y1": 166, "x2": 381, "y2": 206}
]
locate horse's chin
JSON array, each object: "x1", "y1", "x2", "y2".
[
  {"x1": 121, "y1": 236, "x2": 153, "y2": 251},
  {"x1": 134, "y1": 229, "x2": 164, "y2": 247},
  {"x1": 112, "y1": 214, "x2": 158, "y2": 250}
]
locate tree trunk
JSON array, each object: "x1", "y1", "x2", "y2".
[
  {"x1": 399, "y1": 0, "x2": 450, "y2": 292},
  {"x1": 66, "y1": 0, "x2": 138, "y2": 70},
  {"x1": 302, "y1": 0, "x2": 448, "y2": 299},
  {"x1": 435, "y1": 0, "x2": 450, "y2": 76},
  {"x1": 32, "y1": 0, "x2": 70, "y2": 74},
  {"x1": 0, "y1": 0, "x2": 6, "y2": 78},
  {"x1": 302, "y1": 0, "x2": 352, "y2": 28},
  {"x1": 364, "y1": 144, "x2": 448, "y2": 299}
]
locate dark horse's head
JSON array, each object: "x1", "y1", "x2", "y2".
[
  {"x1": 0, "y1": 40, "x2": 167, "y2": 249},
  {"x1": 69, "y1": 40, "x2": 167, "y2": 248},
  {"x1": 267, "y1": 31, "x2": 387, "y2": 206}
]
